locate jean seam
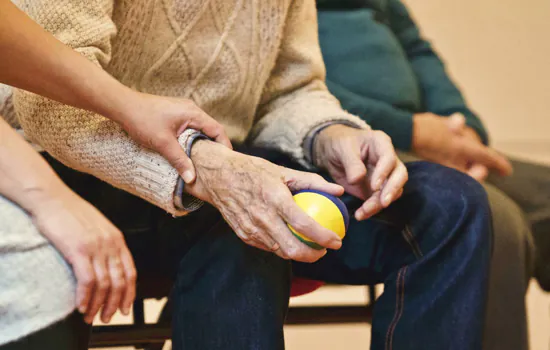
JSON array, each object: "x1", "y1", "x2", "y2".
[
  {"x1": 385, "y1": 266, "x2": 407, "y2": 350},
  {"x1": 401, "y1": 225, "x2": 423, "y2": 259}
]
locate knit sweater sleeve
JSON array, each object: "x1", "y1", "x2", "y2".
[
  {"x1": 387, "y1": 0, "x2": 489, "y2": 144},
  {"x1": 13, "y1": 0, "x2": 189, "y2": 216},
  {"x1": 325, "y1": 79, "x2": 414, "y2": 151},
  {"x1": 249, "y1": 0, "x2": 369, "y2": 168}
]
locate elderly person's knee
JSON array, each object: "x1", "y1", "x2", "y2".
[{"x1": 484, "y1": 185, "x2": 534, "y2": 284}]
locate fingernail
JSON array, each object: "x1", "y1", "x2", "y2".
[
  {"x1": 374, "y1": 179, "x2": 382, "y2": 191},
  {"x1": 182, "y1": 171, "x2": 194, "y2": 183},
  {"x1": 122, "y1": 307, "x2": 130, "y2": 316},
  {"x1": 355, "y1": 210, "x2": 364, "y2": 221},
  {"x1": 384, "y1": 193, "x2": 393, "y2": 206},
  {"x1": 78, "y1": 305, "x2": 87, "y2": 314}
]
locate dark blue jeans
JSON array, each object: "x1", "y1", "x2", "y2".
[{"x1": 45, "y1": 152, "x2": 491, "y2": 350}]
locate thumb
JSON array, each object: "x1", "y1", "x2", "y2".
[
  {"x1": 160, "y1": 139, "x2": 196, "y2": 183},
  {"x1": 447, "y1": 113, "x2": 466, "y2": 133}
]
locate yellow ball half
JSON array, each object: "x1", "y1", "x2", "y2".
[{"x1": 288, "y1": 190, "x2": 349, "y2": 250}]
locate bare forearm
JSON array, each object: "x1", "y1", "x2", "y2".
[
  {"x1": 0, "y1": 1, "x2": 134, "y2": 123},
  {"x1": 0, "y1": 118, "x2": 67, "y2": 214}
]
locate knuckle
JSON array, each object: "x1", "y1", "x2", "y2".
[
  {"x1": 375, "y1": 130, "x2": 391, "y2": 142},
  {"x1": 267, "y1": 188, "x2": 290, "y2": 206},
  {"x1": 235, "y1": 229, "x2": 252, "y2": 243},
  {"x1": 75, "y1": 239, "x2": 94, "y2": 255},
  {"x1": 80, "y1": 275, "x2": 95, "y2": 288},
  {"x1": 97, "y1": 277, "x2": 110, "y2": 290},
  {"x1": 247, "y1": 228, "x2": 262, "y2": 241},
  {"x1": 111, "y1": 278, "x2": 126, "y2": 291},
  {"x1": 126, "y1": 269, "x2": 137, "y2": 283},
  {"x1": 102, "y1": 234, "x2": 117, "y2": 247},
  {"x1": 172, "y1": 157, "x2": 190, "y2": 171},
  {"x1": 284, "y1": 245, "x2": 301, "y2": 260},
  {"x1": 239, "y1": 220, "x2": 256, "y2": 235}
]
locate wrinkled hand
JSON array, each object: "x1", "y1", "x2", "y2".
[
  {"x1": 313, "y1": 125, "x2": 408, "y2": 221},
  {"x1": 446, "y1": 113, "x2": 510, "y2": 181},
  {"x1": 413, "y1": 113, "x2": 512, "y2": 180},
  {"x1": 28, "y1": 184, "x2": 136, "y2": 324},
  {"x1": 115, "y1": 93, "x2": 232, "y2": 183},
  {"x1": 185, "y1": 141, "x2": 345, "y2": 263}
]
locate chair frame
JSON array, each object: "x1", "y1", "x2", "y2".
[{"x1": 90, "y1": 285, "x2": 377, "y2": 349}]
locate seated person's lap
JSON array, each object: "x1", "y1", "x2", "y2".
[
  {"x1": 43, "y1": 150, "x2": 488, "y2": 286},
  {"x1": 0, "y1": 195, "x2": 79, "y2": 348},
  {"x1": 43, "y1": 147, "x2": 491, "y2": 349}
]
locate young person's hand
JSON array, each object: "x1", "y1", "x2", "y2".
[
  {"x1": 112, "y1": 93, "x2": 232, "y2": 184},
  {"x1": 26, "y1": 184, "x2": 136, "y2": 325}
]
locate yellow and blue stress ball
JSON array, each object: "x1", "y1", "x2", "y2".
[{"x1": 289, "y1": 190, "x2": 349, "y2": 250}]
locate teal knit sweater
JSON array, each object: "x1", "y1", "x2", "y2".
[{"x1": 317, "y1": 0, "x2": 488, "y2": 150}]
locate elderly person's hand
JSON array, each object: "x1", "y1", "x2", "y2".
[
  {"x1": 412, "y1": 113, "x2": 512, "y2": 181},
  {"x1": 184, "y1": 141, "x2": 345, "y2": 263},
  {"x1": 313, "y1": 125, "x2": 408, "y2": 221}
]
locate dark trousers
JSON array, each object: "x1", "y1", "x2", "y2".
[
  {"x1": 0, "y1": 312, "x2": 89, "y2": 350},
  {"x1": 488, "y1": 158, "x2": 550, "y2": 290},
  {"x1": 42, "y1": 148, "x2": 492, "y2": 350}
]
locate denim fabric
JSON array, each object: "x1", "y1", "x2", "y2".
[
  {"x1": 44, "y1": 151, "x2": 491, "y2": 350},
  {"x1": 293, "y1": 161, "x2": 492, "y2": 350}
]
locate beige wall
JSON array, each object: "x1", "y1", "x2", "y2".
[{"x1": 402, "y1": 0, "x2": 550, "y2": 145}]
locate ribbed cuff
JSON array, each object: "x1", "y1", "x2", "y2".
[
  {"x1": 173, "y1": 130, "x2": 209, "y2": 212},
  {"x1": 132, "y1": 129, "x2": 203, "y2": 216},
  {"x1": 291, "y1": 113, "x2": 369, "y2": 170},
  {"x1": 303, "y1": 120, "x2": 365, "y2": 167}
]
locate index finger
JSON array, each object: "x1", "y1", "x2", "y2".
[
  {"x1": 72, "y1": 255, "x2": 95, "y2": 314},
  {"x1": 463, "y1": 143, "x2": 512, "y2": 176},
  {"x1": 186, "y1": 110, "x2": 232, "y2": 149},
  {"x1": 369, "y1": 133, "x2": 398, "y2": 191},
  {"x1": 277, "y1": 195, "x2": 342, "y2": 250}
]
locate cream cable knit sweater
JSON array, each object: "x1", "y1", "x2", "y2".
[{"x1": 12, "y1": 0, "x2": 368, "y2": 216}]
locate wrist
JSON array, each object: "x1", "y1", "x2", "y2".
[
  {"x1": 180, "y1": 140, "x2": 236, "y2": 204},
  {"x1": 97, "y1": 86, "x2": 142, "y2": 125},
  {"x1": 411, "y1": 114, "x2": 431, "y2": 152},
  {"x1": 17, "y1": 179, "x2": 73, "y2": 218},
  {"x1": 190, "y1": 139, "x2": 233, "y2": 165},
  {"x1": 313, "y1": 124, "x2": 351, "y2": 168}
]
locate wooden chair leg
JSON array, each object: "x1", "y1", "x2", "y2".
[
  {"x1": 368, "y1": 285, "x2": 377, "y2": 305},
  {"x1": 142, "y1": 298, "x2": 172, "y2": 350}
]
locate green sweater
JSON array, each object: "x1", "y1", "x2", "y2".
[{"x1": 317, "y1": 0, "x2": 488, "y2": 150}]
